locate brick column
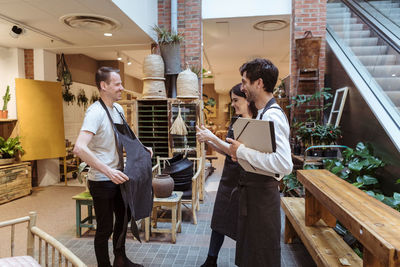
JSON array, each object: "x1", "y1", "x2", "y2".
[
  {"x1": 157, "y1": 0, "x2": 202, "y2": 77},
  {"x1": 24, "y1": 49, "x2": 34, "y2": 79},
  {"x1": 290, "y1": 0, "x2": 326, "y2": 121}
]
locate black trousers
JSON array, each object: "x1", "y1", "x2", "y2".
[{"x1": 89, "y1": 180, "x2": 128, "y2": 267}]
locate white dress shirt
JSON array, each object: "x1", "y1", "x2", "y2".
[{"x1": 236, "y1": 103, "x2": 293, "y2": 180}]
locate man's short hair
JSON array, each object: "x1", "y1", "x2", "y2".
[
  {"x1": 239, "y1": 58, "x2": 279, "y2": 93},
  {"x1": 95, "y1": 67, "x2": 120, "y2": 91}
]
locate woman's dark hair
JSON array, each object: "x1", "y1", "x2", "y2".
[
  {"x1": 229, "y1": 83, "x2": 258, "y2": 119},
  {"x1": 95, "y1": 66, "x2": 120, "y2": 91},
  {"x1": 239, "y1": 58, "x2": 278, "y2": 93}
]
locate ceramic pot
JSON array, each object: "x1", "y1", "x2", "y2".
[{"x1": 152, "y1": 174, "x2": 174, "y2": 198}]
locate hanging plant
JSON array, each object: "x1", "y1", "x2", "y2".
[
  {"x1": 91, "y1": 92, "x2": 99, "y2": 104},
  {"x1": 62, "y1": 88, "x2": 75, "y2": 105},
  {"x1": 77, "y1": 89, "x2": 88, "y2": 109}
]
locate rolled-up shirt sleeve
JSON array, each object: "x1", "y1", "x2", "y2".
[{"x1": 236, "y1": 107, "x2": 293, "y2": 179}]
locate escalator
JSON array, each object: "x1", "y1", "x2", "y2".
[{"x1": 326, "y1": 0, "x2": 400, "y2": 154}]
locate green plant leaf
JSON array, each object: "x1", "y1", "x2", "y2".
[
  {"x1": 352, "y1": 182, "x2": 364, "y2": 188},
  {"x1": 393, "y1": 192, "x2": 400, "y2": 201},
  {"x1": 382, "y1": 196, "x2": 397, "y2": 208},
  {"x1": 396, "y1": 179, "x2": 400, "y2": 184},
  {"x1": 374, "y1": 193, "x2": 385, "y2": 202},
  {"x1": 348, "y1": 161, "x2": 363, "y2": 172},
  {"x1": 365, "y1": 190, "x2": 375, "y2": 197},
  {"x1": 362, "y1": 175, "x2": 378, "y2": 185}
]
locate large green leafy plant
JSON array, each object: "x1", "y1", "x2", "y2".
[
  {"x1": 0, "y1": 136, "x2": 24, "y2": 158},
  {"x1": 323, "y1": 142, "x2": 400, "y2": 211}
]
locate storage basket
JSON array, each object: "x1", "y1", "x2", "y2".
[
  {"x1": 142, "y1": 77, "x2": 167, "y2": 99},
  {"x1": 143, "y1": 54, "x2": 164, "y2": 77},
  {"x1": 295, "y1": 31, "x2": 321, "y2": 71},
  {"x1": 177, "y1": 67, "x2": 199, "y2": 98}
]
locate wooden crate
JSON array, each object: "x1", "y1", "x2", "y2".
[{"x1": 0, "y1": 162, "x2": 31, "y2": 204}]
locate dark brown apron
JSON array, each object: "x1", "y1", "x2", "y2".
[
  {"x1": 210, "y1": 117, "x2": 242, "y2": 240},
  {"x1": 100, "y1": 99, "x2": 153, "y2": 245},
  {"x1": 235, "y1": 98, "x2": 283, "y2": 267}
]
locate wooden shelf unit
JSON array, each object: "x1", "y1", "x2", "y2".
[
  {"x1": 137, "y1": 100, "x2": 169, "y2": 165},
  {"x1": 0, "y1": 162, "x2": 31, "y2": 204}
]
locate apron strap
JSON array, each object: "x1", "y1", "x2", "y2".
[{"x1": 98, "y1": 98, "x2": 124, "y2": 170}]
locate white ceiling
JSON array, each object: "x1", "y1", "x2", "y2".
[
  {"x1": 0, "y1": 0, "x2": 154, "y2": 78},
  {"x1": 0, "y1": 0, "x2": 291, "y2": 90},
  {"x1": 203, "y1": 15, "x2": 290, "y2": 93}
]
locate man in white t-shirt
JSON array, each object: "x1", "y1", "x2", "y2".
[{"x1": 74, "y1": 67, "x2": 146, "y2": 267}]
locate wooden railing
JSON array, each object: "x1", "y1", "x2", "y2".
[{"x1": 0, "y1": 211, "x2": 87, "y2": 267}]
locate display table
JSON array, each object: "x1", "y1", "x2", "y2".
[
  {"x1": 72, "y1": 191, "x2": 95, "y2": 237},
  {"x1": 145, "y1": 191, "x2": 183, "y2": 243}
]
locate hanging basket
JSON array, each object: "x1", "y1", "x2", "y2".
[
  {"x1": 160, "y1": 43, "x2": 181, "y2": 75},
  {"x1": 142, "y1": 77, "x2": 167, "y2": 99},
  {"x1": 177, "y1": 67, "x2": 199, "y2": 99},
  {"x1": 143, "y1": 54, "x2": 164, "y2": 77},
  {"x1": 295, "y1": 31, "x2": 321, "y2": 71}
]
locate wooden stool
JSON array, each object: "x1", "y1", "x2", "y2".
[
  {"x1": 145, "y1": 191, "x2": 183, "y2": 243},
  {"x1": 72, "y1": 191, "x2": 95, "y2": 237}
]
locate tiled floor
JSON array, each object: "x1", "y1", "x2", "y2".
[
  {"x1": 0, "y1": 154, "x2": 316, "y2": 266},
  {"x1": 58, "y1": 155, "x2": 316, "y2": 267}
]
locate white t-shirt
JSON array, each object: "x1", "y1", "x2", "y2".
[
  {"x1": 236, "y1": 103, "x2": 293, "y2": 180},
  {"x1": 80, "y1": 101, "x2": 124, "y2": 181}
]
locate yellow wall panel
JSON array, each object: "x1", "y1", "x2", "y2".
[{"x1": 15, "y1": 78, "x2": 66, "y2": 161}]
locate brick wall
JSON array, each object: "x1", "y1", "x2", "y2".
[
  {"x1": 157, "y1": 0, "x2": 202, "y2": 74},
  {"x1": 24, "y1": 49, "x2": 34, "y2": 79},
  {"x1": 290, "y1": 0, "x2": 326, "y2": 122}
]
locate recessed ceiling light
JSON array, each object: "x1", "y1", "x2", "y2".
[
  {"x1": 127, "y1": 59, "x2": 132, "y2": 65},
  {"x1": 104, "y1": 33, "x2": 112, "y2": 37},
  {"x1": 253, "y1": 19, "x2": 288, "y2": 31},
  {"x1": 392, "y1": 74, "x2": 396, "y2": 77},
  {"x1": 117, "y1": 52, "x2": 122, "y2": 61}
]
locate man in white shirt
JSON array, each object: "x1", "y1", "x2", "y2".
[
  {"x1": 227, "y1": 58, "x2": 293, "y2": 267},
  {"x1": 74, "y1": 67, "x2": 144, "y2": 267}
]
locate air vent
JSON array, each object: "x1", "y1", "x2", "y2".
[
  {"x1": 60, "y1": 14, "x2": 121, "y2": 31},
  {"x1": 253, "y1": 19, "x2": 288, "y2": 31}
]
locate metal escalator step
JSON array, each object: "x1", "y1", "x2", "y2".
[
  {"x1": 327, "y1": 18, "x2": 358, "y2": 25},
  {"x1": 343, "y1": 37, "x2": 379, "y2": 46},
  {"x1": 385, "y1": 91, "x2": 400, "y2": 106},
  {"x1": 358, "y1": 55, "x2": 397, "y2": 66},
  {"x1": 351, "y1": 46, "x2": 388, "y2": 56},
  {"x1": 331, "y1": 24, "x2": 364, "y2": 31},
  {"x1": 328, "y1": 7, "x2": 350, "y2": 14},
  {"x1": 327, "y1": 13, "x2": 352, "y2": 19},
  {"x1": 335, "y1": 30, "x2": 371, "y2": 38},
  {"x1": 375, "y1": 78, "x2": 400, "y2": 91},
  {"x1": 367, "y1": 65, "x2": 400, "y2": 77},
  {"x1": 327, "y1": 3, "x2": 345, "y2": 8}
]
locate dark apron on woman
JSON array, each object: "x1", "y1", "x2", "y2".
[
  {"x1": 100, "y1": 99, "x2": 153, "y2": 246},
  {"x1": 210, "y1": 118, "x2": 242, "y2": 240},
  {"x1": 235, "y1": 98, "x2": 282, "y2": 267}
]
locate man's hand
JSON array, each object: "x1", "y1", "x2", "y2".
[
  {"x1": 146, "y1": 147, "x2": 153, "y2": 158},
  {"x1": 226, "y1": 138, "x2": 242, "y2": 162},
  {"x1": 107, "y1": 168, "x2": 129, "y2": 184}
]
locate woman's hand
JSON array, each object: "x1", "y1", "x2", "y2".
[{"x1": 196, "y1": 125, "x2": 216, "y2": 143}]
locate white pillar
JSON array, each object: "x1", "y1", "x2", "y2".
[{"x1": 34, "y1": 49, "x2": 60, "y2": 186}]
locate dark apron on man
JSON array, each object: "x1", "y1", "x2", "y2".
[
  {"x1": 100, "y1": 99, "x2": 153, "y2": 245},
  {"x1": 210, "y1": 118, "x2": 242, "y2": 240},
  {"x1": 235, "y1": 98, "x2": 282, "y2": 267}
]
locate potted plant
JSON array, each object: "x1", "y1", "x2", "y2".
[
  {"x1": 153, "y1": 25, "x2": 184, "y2": 75},
  {"x1": 0, "y1": 136, "x2": 24, "y2": 165},
  {"x1": 77, "y1": 89, "x2": 88, "y2": 109},
  {"x1": 62, "y1": 88, "x2": 75, "y2": 105},
  {"x1": 1, "y1": 85, "x2": 11, "y2": 119}
]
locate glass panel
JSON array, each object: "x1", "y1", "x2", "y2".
[{"x1": 327, "y1": 1, "x2": 400, "y2": 126}]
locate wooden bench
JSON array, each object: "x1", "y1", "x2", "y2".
[
  {"x1": 282, "y1": 197, "x2": 362, "y2": 266},
  {"x1": 296, "y1": 169, "x2": 400, "y2": 267}
]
